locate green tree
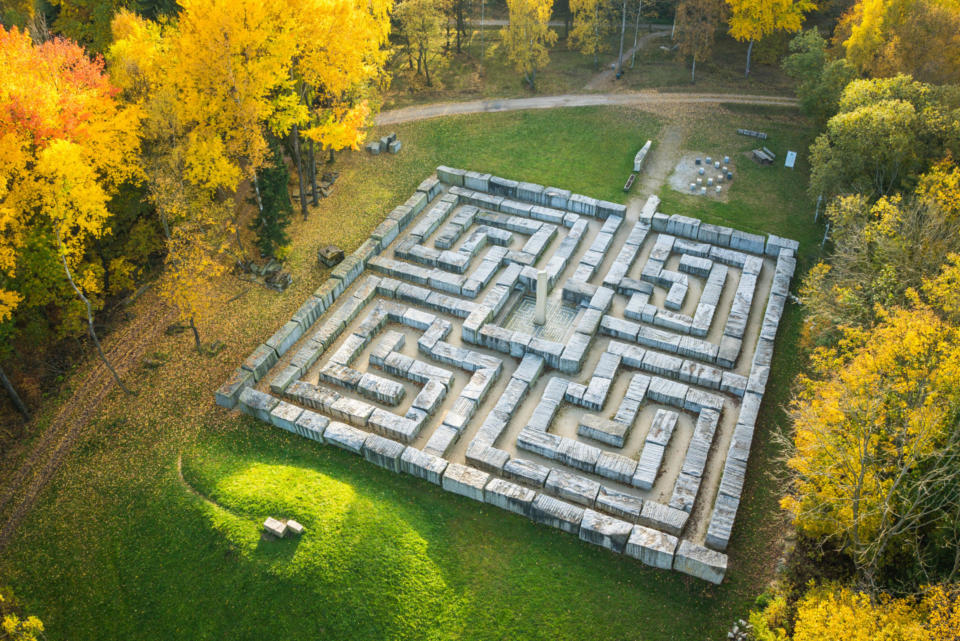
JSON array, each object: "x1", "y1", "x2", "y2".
[
  {"x1": 783, "y1": 28, "x2": 857, "y2": 124},
  {"x1": 808, "y1": 76, "x2": 960, "y2": 200},
  {"x1": 249, "y1": 137, "x2": 292, "y2": 259}
]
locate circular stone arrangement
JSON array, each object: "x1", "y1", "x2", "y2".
[{"x1": 668, "y1": 153, "x2": 736, "y2": 200}]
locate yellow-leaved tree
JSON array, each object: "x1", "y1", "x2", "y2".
[
  {"x1": 784, "y1": 288, "x2": 960, "y2": 589},
  {"x1": 109, "y1": 0, "x2": 392, "y2": 349},
  {"x1": 726, "y1": 0, "x2": 815, "y2": 76},
  {"x1": 570, "y1": 0, "x2": 613, "y2": 69},
  {"x1": 840, "y1": 0, "x2": 960, "y2": 85},
  {"x1": 0, "y1": 26, "x2": 141, "y2": 392},
  {"x1": 295, "y1": 0, "x2": 392, "y2": 214},
  {"x1": 501, "y1": 0, "x2": 558, "y2": 90}
]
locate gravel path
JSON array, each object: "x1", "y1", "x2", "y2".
[{"x1": 377, "y1": 92, "x2": 798, "y2": 125}]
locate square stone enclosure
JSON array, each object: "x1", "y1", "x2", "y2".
[{"x1": 217, "y1": 166, "x2": 798, "y2": 584}]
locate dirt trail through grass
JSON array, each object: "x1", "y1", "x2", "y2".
[{"x1": 0, "y1": 296, "x2": 176, "y2": 551}]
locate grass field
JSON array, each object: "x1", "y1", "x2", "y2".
[{"x1": 0, "y1": 105, "x2": 818, "y2": 640}]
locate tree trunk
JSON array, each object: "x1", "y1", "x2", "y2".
[
  {"x1": 0, "y1": 363, "x2": 30, "y2": 421},
  {"x1": 691, "y1": 56, "x2": 696, "y2": 83},
  {"x1": 309, "y1": 139, "x2": 319, "y2": 205},
  {"x1": 745, "y1": 39, "x2": 754, "y2": 77},
  {"x1": 423, "y1": 47, "x2": 433, "y2": 86},
  {"x1": 593, "y1": 8, "x2": 601, "y2": 70},
  {"x1": 630, "y1": 0, "x2": 641, "y2": 67},
  {"x1": 251, "y1": 172, "x2": 265, "y2": 215},
  {"x1": 56, "y1": 231, "x2": 132, "y2": 396},
  {"x1": 291, "y1": 125, "x2": 308, "y2": 219},
  {"x1": 616, "y1": 0, "x2": 627, "y2": 74},
  {"x1": 456, "y1": 3, "x2": 463, "y2": 52},
  {"x1": 328, "y1": 148, "x2": 335, "y2": 164},
  {"x1": 189, "y1": 316, "x2": 202, "y2": 353},
  {"x1": 671, "y1": 11, "x2": 676, "y2": 39},
  {"x1": 480, "y1": 0, "x2": 485, "y2": 57}
]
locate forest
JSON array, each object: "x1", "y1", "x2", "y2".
[{"x1": 2, "y1": 0, "x2": 960, "y2": 638}]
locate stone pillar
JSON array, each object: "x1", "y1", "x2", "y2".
[{"x1": 535, "y1": 270, "x2": 548, "y2": 325}]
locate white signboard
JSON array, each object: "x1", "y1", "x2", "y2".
[{"x1": 785, "y1": 150, "x2": 797, "y2": 169}]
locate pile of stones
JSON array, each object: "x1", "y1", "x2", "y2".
[{"x1": 366, "y1": 132, "x2": 402, "y2": 155}]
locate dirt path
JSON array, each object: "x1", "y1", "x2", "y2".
[
  {"x1": 377, "y1": 91, "x2": 798, "y2": 126},
  {"x1": 638, "y1": 122, "x2": 684, "y2": 196},
  {"x1": 0, "y1": 297, "x2": 176, "y2": 552},
  {"x1": 582, "y1": 29, "x2": 670, "y2": 92}
]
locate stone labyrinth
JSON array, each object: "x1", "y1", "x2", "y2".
[{"x1": 216, "y1": 165, "x2": 798, "y2": 584}]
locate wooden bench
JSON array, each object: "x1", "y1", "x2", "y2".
[
  {"x1": 752, "y1": 147, "x2": 775, "y2": 165},
  {"x1": 624, "y1": 172, "x2": 637, "y2": 192},
  {"x1": 737, "y1": 128, "x2": 768, "y2": 140}
]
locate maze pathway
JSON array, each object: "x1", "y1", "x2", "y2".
[{"x1": 216, "y1": 166, "x2": 798, "y2": 584}]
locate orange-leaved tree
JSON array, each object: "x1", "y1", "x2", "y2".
[{"x1": 0, "y1": 26, "x2": 141, "y2": 392}]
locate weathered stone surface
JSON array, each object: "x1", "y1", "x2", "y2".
[
  {"x1": 362, "y1": 434, "x2": 406, "y2": 472},
  {"x1": 706, "y1": 493, "x2": 739, "y2": 551},
  {"x1": 673, "y1": 540, "x2": 727, "y2": 584},
  {"x1": 625, "y1": 525, "x2": 679, "y2": 570},
  {"x1": 263, "y1": 516, "x2": 287, "y2": 538},
  {"x1": 545, "y1": 469, "x2": 601, "y2": 507},
  {"x1": 238, "y1": 387, "x2": 279, "y2": 422},
  {"x1": 442, "y1": 463, "x2": 490, "y2": 502},
  {"x1": 579, "y1": 509, "x2": 633, "y2": 553},
  {"x1": 294, "y1": 410, "x2": 329, "y2": 442},
  {"x1": 400, "y1": 447, "x2": 449, "y2": 484},
  {"x1": 484, "y1": 478, "x2": 536, "y2": 516},
  {"x1": 529, "y1": 494, "x2": 584, "y2": 534},
  {"x1": 579, "y1": 414, "x2": 631, "y2": 447},
  {"x1": 268, "y1": 401, "x2": 303, "y2": 433},
  {"x1": 465, "y1": 442, "x2": 511, "y2": 474},
  {"x1": 423, "y1": 424, "x2": 460, "y2": 457},
  {"x1": 638, "y1": 501, "x2": 689, "y2": 536},
  {"x1": 595, "y1": 487, "x2": 644, "y2": 522},
  {"x1": 503, "y1": 458, "x2": 551, "y2": 487},
  {"x1": 595, "y1": 451, "x2": 639, "y2": 484},
  {"x1": 216, "y1": 367, "x2": 254, "y2": 409},
  {"x1": 242, "y1": 343, "x2": 279, "y2": 381},
  {"x1": 323, "y1": 421, "x2": 369, "y2": 454}
]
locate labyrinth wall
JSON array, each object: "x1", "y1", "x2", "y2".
[{"x1": 216, "y1": 166, "x2": 798, "y2": 584}]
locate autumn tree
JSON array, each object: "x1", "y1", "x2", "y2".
[
  {"x1": 293, "y1": 0, "x2": 391, "y2": 211},
  {"x1": 675, "y1": 0, "x2": 723, "y2": 82},
  {"x1": 570, "y1": 0, "x2": 614, "y2": 69},
  {"x1": 725, "y1": 0, "x2": 814, "y2": 76},
  {"x1": 396, "y1": 0, "x2": 446, "y2": 86},
  {"x1": 501, "y1": 0, "x2": 558, "y2": 90},
  {"x1": 840, "y1": 0, "x2": 960, "y2": 85},
  {"x1": 800, "y1": 162, "x2": 960, "y2": 340},
  {"x1": 783, "y1": 29, "x2": 857, "y2": 124},
  {"x1": 808, "y1": 76, "x2": 960, "y2": 201},
  {"x1": 784, "y1": 292, "x2": 960, "y2": 589},
  {"x1": 109, "y1": 0, "x2": 391, "y2": 345},
  {"x1": 0, "y1": 27, "x2": 141, "y2": 392},
  {"x1": 749, "y1": 582, "x2": 960, "y2": 640}
]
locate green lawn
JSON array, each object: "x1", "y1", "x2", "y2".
[
  {"x1": 658, "y1": 104, "x2": 821, "y2": 262},
  {"x1": 0, "y1": 105, "x2": 819, "y2": 640}
]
